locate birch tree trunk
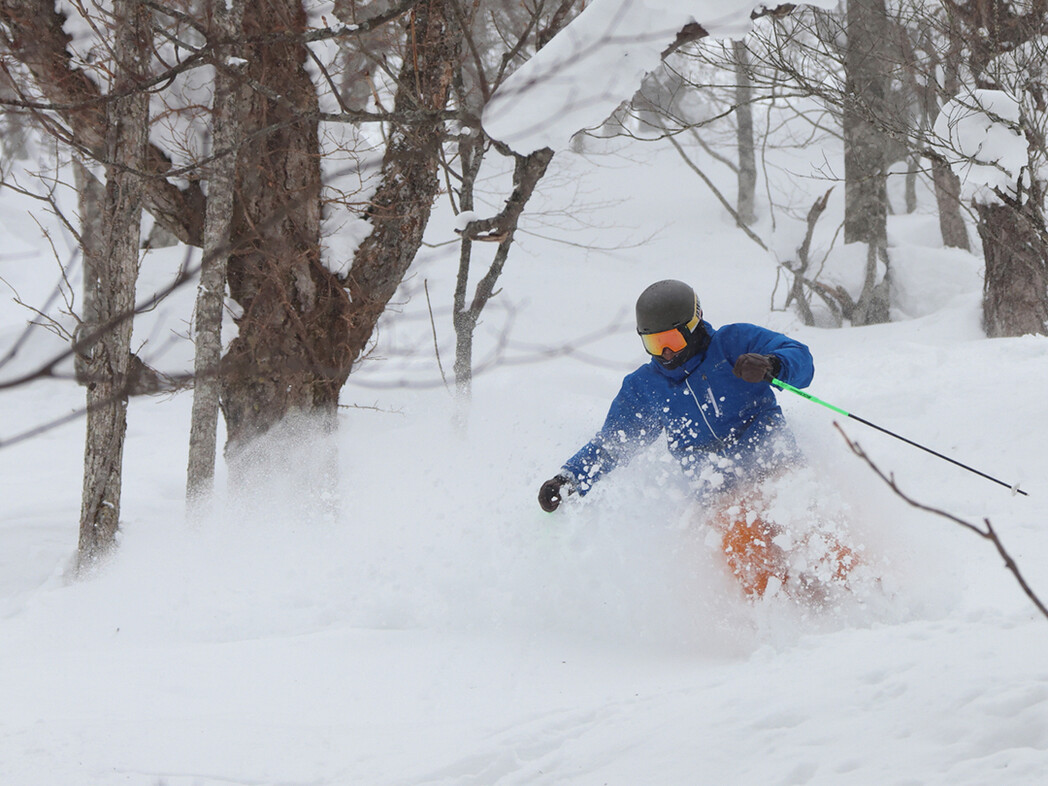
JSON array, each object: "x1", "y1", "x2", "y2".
[
  {"x1": 452, "y1": 131, "x2": 486, "y2": 403},
  {"x1": 452, "y1": 145, "x2": 553, "y2": 407},
  {"x1": 186, "y1": 0, "x2": 244, "y2": 509},
  {"x1": 77, "y1": 0, "x2": 149, "y2": 570}
]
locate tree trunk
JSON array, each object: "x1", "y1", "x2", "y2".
[
  {"x1": 77, "y1": 0, "x2": 149, "y2": 571},
  {"x1": 345, "y1": 0, "x2": 461, "y2": 367},
  {"x1": 931, "y1": 18, "x2": 970, "y2": 251},
  {"x1": 220, "y1": 0, "x2": 352, "y2": 457},
  {"x1": 452, "y1": 131, "x2": 486, "y2": 404},
  {"x1": 904, "y1": 154, "x2": 918, "y2": 214},
  {"x1": 944, "y1": 1, "x2": 1048, "y2": 336},
  {"x1": 931, "y1": 157, "x2": 971, "y2": 250},
  {"x1": 452, "y1": 145, "x2": 553, "y2": 409},
  {"x1": 843, "y1": 0, "x2": 891, "y2": 326},
  {"x1": 843, "y1": 0, "x2": 889, "y2": 248},
  {"x1": 977, "y1": 200, "x2": 1048, "y2": 337},
  {"x1": 851, "y1": 243, "x2": 891, "y2": 326},
  {"x1": 733, "y1": 40, "x2": 757, "y2": 226},
  {"x1": 73, "y1": 160, "x2": 104, "y2": 386},
  {"x1": 187, "y1": 0, "x2": 244, "y2": 508}
]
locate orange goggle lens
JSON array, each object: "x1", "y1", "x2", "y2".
[{"x1": 640, "y1": 327, "x2": 689, "y2": 356}]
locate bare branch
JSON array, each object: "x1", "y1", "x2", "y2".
[{"x1": 835, "y1": 423, "x2": 1048, "y2": 622}]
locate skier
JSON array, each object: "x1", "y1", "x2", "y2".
[{"x1": 538, "y1": 279, "x2": 853, "y2": 599}]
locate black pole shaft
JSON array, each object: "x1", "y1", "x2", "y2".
[{"x1": 849, "y1": 413, "x2": 1028, "y2": 496}]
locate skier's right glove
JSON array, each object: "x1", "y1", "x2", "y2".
[{"x1": 538, "y1": 474, "x2": 574, "y2": 512}]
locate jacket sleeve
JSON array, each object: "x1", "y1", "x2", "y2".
[
  {"x1": 727, "y1": 323, "x2": 814, "y2": 388},
  {"x1": 562, "y1": 372, "x2": 662, "y2": 495}
]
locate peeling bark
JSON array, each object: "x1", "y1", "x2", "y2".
[
  {"x1": 345, "y1": 0, "x2": 461, "y2": 366},
  {"x1": 219, "y1": 0, "x2": 353, "y2": 455}
]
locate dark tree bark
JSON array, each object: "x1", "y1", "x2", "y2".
[
  {"x1": 77, "y1": 0, "x2": 150, "y2": 570},
  {"x1": 344, "y1": 0, "x2": 462, "y2": 366},
  {"x1": 977, "y1": 199, "x2": 1048, "y2": 336},
  {"x1": 219, "y1": 0, "x2": 353, "y2": 455}
]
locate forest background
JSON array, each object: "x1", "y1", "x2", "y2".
[{"x1": 1, "y1": 1, "x2": 1048, "y2": 783}]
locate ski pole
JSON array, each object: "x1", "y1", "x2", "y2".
[{"x1": 770, "y1": 378, "x2": 1028, "y2": 497}]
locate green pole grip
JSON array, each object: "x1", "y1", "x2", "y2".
[{"x1": 770, "y1": 377, "x2": 851, "y2": 418}]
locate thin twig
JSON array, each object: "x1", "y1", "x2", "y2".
[
  {"x1": 664, "y1": 133, "x2": 770, "y2": 252},
  {"x1": 423, "y1": 279, "x2": 450, "y2": 392},
  {"x1": 834, "y1": 422, "x2": 1048, "y2": 621}
]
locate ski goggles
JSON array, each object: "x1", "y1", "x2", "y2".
[{"x1": 639, "y1": 315, "x2": 700, "y2": 356}]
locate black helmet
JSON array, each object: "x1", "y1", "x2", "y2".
[{"x1": 635, "y1": 280, "x2": 700, "y2": 334}]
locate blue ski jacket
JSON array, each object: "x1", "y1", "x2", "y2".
[{"x1": 562, "y1": 321, "x2": 814, "y2": 496}]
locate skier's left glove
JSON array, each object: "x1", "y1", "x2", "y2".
[
  {"x1": 538, "y1": 474, "x2": 574, "y2": 512},
  {"x1": 733, "y1": 353, "x2": 781, "y2": 383}
]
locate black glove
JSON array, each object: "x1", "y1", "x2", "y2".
[
  {"x1": 538, "y1": 474, "x2": 573, "y2": 512},
  {"x1": 733, "y1": 353, "x2": 781, "y2": 384}
]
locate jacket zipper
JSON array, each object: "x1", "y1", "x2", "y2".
[{"x1": 685, "y1": 376, "x2": 727, "y2": 446}]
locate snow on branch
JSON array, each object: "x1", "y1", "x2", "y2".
[{"x1": 481, "y1": 0, "x2": 837, "y2": 153}]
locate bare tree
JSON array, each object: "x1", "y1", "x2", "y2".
[
  {"x1": 942, "y1": 0, "x2": 1048, "y2": 337},
  {"x1": 76, "y1": 0, "x2": 150, "y2": 570},
  {"x1": 343, "y1": 0, "x2": 465, "y2": 372},
  {"x1": 186, "y1": 0, "x2": 245, "y2": 507},
  {"x1": 894, "y1": 2, "x2": 970, "y2": 250},
  {"x1": 0, "y1": 0, "x2": 206, "y2": 243},
  {"x1": 217, "y1": 0, "x2": 349, "y2": 457},
  {"x1": 836, "y1": 423, "x2": 1048, "y2": 622},
  {"x1": 447, "y1": 0, "x2": 575, "y2": 408}
]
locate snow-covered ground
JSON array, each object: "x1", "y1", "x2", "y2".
[{"x1": 2, "y1": 127, "x2": 1048, "y2": 784}]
